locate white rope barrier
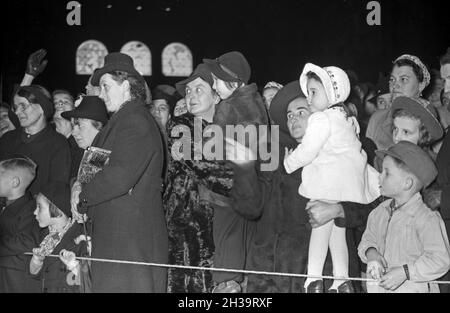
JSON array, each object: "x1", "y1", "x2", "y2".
[{"x1": 24, "y1": 252, "x2": 450, "y2": 285}]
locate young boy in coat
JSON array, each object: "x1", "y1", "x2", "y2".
[
  {"x1": 358, "y1": 141, "x2": 450, "y2": 293},
  {"x1": 0, "y1": 157, "x2": 41, "y2": 293},
  {"x1": 30, "y1": 183, "x2": 89, "y2": 293}
]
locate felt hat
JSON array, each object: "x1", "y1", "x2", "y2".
[
  {"x1": 203, "y1": 51, "x2": 251, "y2": 84},
  {"x1": 40, "y1": 183, "x2": 72, "y2": 218},
  {"x1": 300, "y1": 63, "x2": 351, "y2": 105},
  {"x1": 269, "y1": 80, "x2": 305, "y2": 134},
  {"x1": 391, "y1": 96, "x2": 443, "y2": 142},
  {"x1": 152, "y1": 86, "x2": 177, "y2": 114},
  {"x1": 61, "y1": 96, "x2": 108, "y2": 125},
  {"x1": 91, "y1": 52, "x2": 145, "y2": 86},
  {"x1": 175, "y1": 63, "x2": 214, "y2": 96},
  {"x1": 376, "y1": 141, "x2": 438, "y2": 188}
]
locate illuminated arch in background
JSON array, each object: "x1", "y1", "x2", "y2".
[
  {"x1": 120, "y1": 41, "x2": 152, "y2": 76},
  {"x1": 162, "y1": 43, "x2": 193, "y2": 77},
  {"x1": 76, "y1": 40, "x2": 108, "y2": 75}
]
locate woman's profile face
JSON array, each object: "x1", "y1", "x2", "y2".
[
  {"x1": 72, "y1": 118, "x2": 100, "y2": 149},
  {"x1": 389, "y1": 65, "x2": 422, "y2": 101},
  {"x1": 99, "y1": 74, "x2": 128, "y2": 113}
]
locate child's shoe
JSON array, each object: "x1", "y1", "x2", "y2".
[
  {"x1": 328, "y1": 281, "x2": 354, "y2": 293},
  {"x1": 304, "y1": 280, "x2": 324, "y2": 293}
]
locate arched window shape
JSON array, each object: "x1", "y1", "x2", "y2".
[
  {"x1": 76, "y1": 40, "x2": 108, "y2": 75},
  {"x1": 162, "y1": 43, "x2": 193, "y2": 77},
  {"x1": 120, "y1": 41, "x2": 152, "y2": 76}
]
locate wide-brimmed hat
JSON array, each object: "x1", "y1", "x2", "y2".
[
  {"x1": 61, "y1": 96, "x2": 108, "y2": 125},
  {"x1": 300, "y1": 63, "x2": 351, "y2": 105},
  {"x1": 175, "y1": 64, "x2": 214, "y2": 96},
  {"x1": 269, "y1": 80, "x2": 305, "y2": 134},
  {"x1": 375, "y1": 141, "x2": 437, "y2": 188},
  {"x1": 391, "y1": 96, "x2": 443, "y2": 142},
  {"x1": 203, "y1": 51, "x2": 251, "y2": 84},
  {"x1": 91, "y1": 52, "x2": 144, "y2": 86}
]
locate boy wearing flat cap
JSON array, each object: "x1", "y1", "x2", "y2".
[{"x1": 358, "y1": 141, "x2": 450, "y2": 293}]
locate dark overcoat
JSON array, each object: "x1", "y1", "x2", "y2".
[
  {"x1": 78, "y1": 99, "x2": 168, "y2": 293},
  {"x1": 0, "y1": 193, "x2": 41, "y2": 293}
]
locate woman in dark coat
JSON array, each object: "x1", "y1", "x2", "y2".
[
  {"x1": 0, "y1": 86, "x2": 71, "y2": 195},
  {"x1": 71, "y1": 53, "x2": 168, "y2": 293},
  {"x1": 228, "y1": 81, "x2": 381, "y2": 292},
  {"x1": 164, "y1": 64, "x2": 244, "y2": 293}
]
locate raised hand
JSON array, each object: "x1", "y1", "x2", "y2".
[{"x1": 26, "y1": 49, "x2": 48, "y2": 77}]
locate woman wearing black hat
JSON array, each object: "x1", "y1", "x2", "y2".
[
  {"x1": 61, "y1": 96, "x2": 109, "y2": 150},
  {"x1": 71, "y1": 52, "x2": 167, "y2": 293},
  {"x1": 0, "y1": 85, "x2": 71, "y2": 196},
  {"x1": 226, "y1": 81, "x2": 382, "y2": 293},
  {"x1": 163, "y1": 64, "x2": 225, "y2": 293}
]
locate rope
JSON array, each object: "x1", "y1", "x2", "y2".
[{"x1": 24, "y1": 253, "x2": 450, "y2": 285}]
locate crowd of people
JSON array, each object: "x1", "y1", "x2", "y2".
[{"x1": 1, "y1": 46, "x2": 450, "y2": 293}]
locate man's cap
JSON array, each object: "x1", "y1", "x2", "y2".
[{"x1": 376, "y1": 141, "x2": 438, "y2": 188}]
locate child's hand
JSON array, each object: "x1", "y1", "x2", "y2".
[
  {"x1": 367, "y1": 260, "x2": 385, "y2": 280},
  {"x1": 284, "y1": 147, "x2": 293, "y2": 159},
  {"x1": 59, "y1": 249, "x2": 79, "y2": 272},
  {"x1": 366, "y1": 248, "x2": 388, "y2": 269},
  {"x1": 379, "y1": 266, "x2": 407, "y2": 291},
  {"x1": 31, "y1": 253, "x2": 44, "y2": 265}
]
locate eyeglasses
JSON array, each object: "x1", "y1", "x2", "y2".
[{"x1": 13, "y1": 102, "x2": 33, "y2": 113}]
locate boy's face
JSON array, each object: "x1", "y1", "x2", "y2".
[
  {"x1": 306, "y1": 78, "x2": 329, "y2": 113},
  {"x1": 0, "y1": 167, "x2": 13, "y2": 198},
  {"x1": 392, "y1": 116, "x2": 421, "y2": 145},
  {"x1": 379, "y1": 155, "x2": 407, "y2": 198},
  {"x1": 34, "y1": 194, "x2": 52, "y2": 228}
]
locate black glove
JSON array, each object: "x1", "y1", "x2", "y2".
[{"x1": 26, "y1": 49, "x2": 48, "y2": 77}]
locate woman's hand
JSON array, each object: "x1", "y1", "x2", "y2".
[
  {"x1": 26, "y1": 49, "x2": 48, "y2": 77},
  {"x1": 225, "y1": 137, "x2": 256, "y2": 166},
  {"x1": 306, "y1": 201, "x2": 345, "y2": 228},
  {"x1": 71, "y1": 181, "x2": 85, "y2": 222},
  {"x1": 59, "y1": 249, "x2": 79, "y2": 271}
]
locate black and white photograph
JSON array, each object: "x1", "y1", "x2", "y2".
[{"x1": 1, "y1": 0, "x2": 450, "y2": 302}]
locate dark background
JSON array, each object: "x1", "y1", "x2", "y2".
[{"x1": 2, "y1": 0, "x2": 449, "y2": 103}]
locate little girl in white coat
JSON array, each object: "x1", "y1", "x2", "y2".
[{"x1": 284, "y1": 63, "x2": 380, "y2": 292}]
